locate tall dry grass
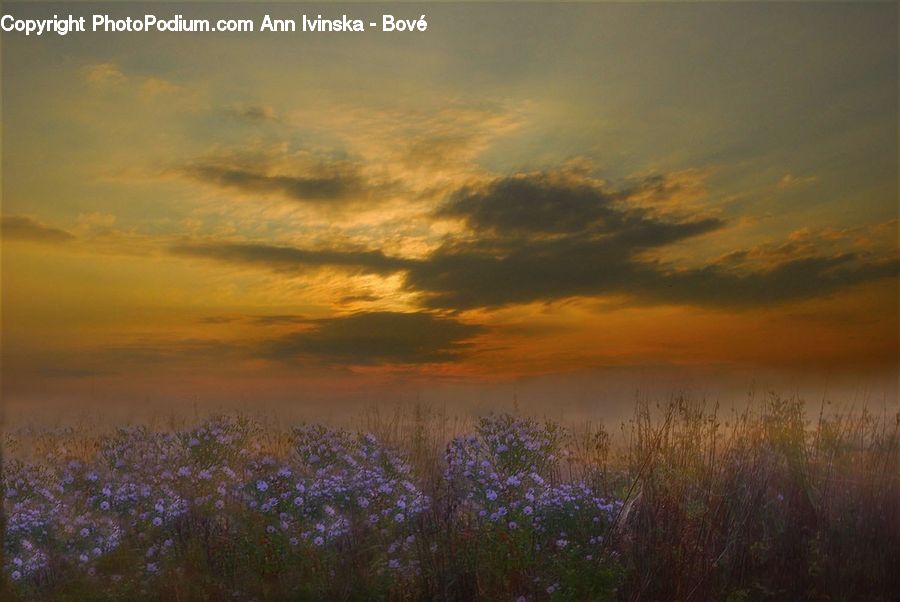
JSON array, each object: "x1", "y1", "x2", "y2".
[
  {"x1": 3, "y1": 394, "x2": 898, "y2": 600},
  {"x1": 615, "y1": 395, "x2": 899, "y2": 601}
]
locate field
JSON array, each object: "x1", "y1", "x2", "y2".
[{"x1": 2, "y1": 396, "x2": 898, "y2": 601}]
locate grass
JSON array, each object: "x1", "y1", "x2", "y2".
[{"x1": 2, "y1": 394, "x2": 898, "y2": 601}]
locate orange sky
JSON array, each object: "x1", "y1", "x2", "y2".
[{"x1": 2, "y1": 3, "x2": 897, "y2": 419}]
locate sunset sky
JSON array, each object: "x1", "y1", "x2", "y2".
[{"x1": 2, "y1": 3, "x2": 897, "y2": 419}]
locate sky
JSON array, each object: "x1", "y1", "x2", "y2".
[{"x1": 2, "y1": 2, "x2": 898, "y2": 422}]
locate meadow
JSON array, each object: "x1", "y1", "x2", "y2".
[{"x1": 2, "y1": 395, "x2": 898, "y2": 601}]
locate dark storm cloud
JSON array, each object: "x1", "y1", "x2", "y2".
[
  {"x1": 435, "y1": 173, "x2": 720, "y2": 239},
  {"x1": 170, "y1": 172, "x2": 897, "y2": 311},
  {"x1": 1, "y1": 215, "x2": 75, "y2": 243},
  {"x1": 183, "y1": 163, "x2": 365, "y2": 203},
  {"x1": 639, "y1": 254, "x2": 900, "y2": 307},
  {"x1": 437, "y1": 174, "x2": 627, "y2": 235},
  {"x1": 170, "y1": 241, "x2": 414, "y2": 275},
  {"x1": 261, "y1": 311, "x2": 485, "y2": 365},
  {"x1": 407, "y1": 173, "x2": 896, "y2": 309},
  {"x1": 409, "y1": 173, "x2": 725, "y2": 308}
]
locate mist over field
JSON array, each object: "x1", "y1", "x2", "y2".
[{"x1": 2, "y1": 2, "x2": 898, "y2": 600}]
